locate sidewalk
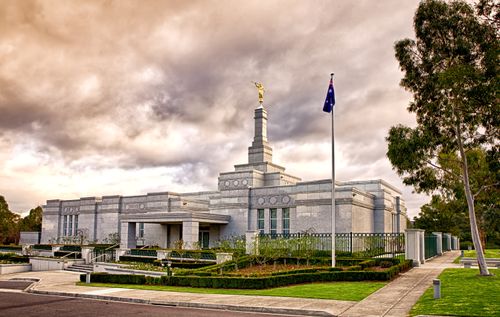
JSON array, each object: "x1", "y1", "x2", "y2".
[
  {"x1": 0, "y1": 251, "x2": 461, "y2": 317},
  {"x1": 339, "y1": 251, "x2": 461, "y2": 317}
]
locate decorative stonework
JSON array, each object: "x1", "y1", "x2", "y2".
[
  {"x1": 220, "y1": 178, "x2": 251, "y2": 190},
  {"x1": 253, "y1": 194, "x2": 293, "y2": 208}
]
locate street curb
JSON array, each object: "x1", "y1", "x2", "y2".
[{"x1": 27, "y1": 289, "x2": 334, "y2": 317}]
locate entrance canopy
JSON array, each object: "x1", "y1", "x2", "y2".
[{"x1": 120, "y1": 212, "x2": 230, "y2": 249}]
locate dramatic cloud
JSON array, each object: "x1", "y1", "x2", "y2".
[{"x1": 0, "y1": 0, "x2": 428, "y2": 217}]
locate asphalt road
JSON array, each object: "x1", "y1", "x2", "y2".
[{"x1": 0, "y1": 292, "x2": 300, "y2": 317}]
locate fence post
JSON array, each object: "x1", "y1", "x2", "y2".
[
  {"x1": 350, "y1": 232, "x2": 353, "y2": 254},
  {"x1": 405, "y1": 229, "x2": 422, "y2": 267}
]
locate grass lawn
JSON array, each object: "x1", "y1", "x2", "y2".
[
  {"x1": 410, "y1": 269, "x2": 500, "y2": 317},
  {"x1": 77, "y1": 281, "x2": 387, "y2": 301},
  {"x1": 453, "y1": 249, "x2": 500, "y2": 263}
]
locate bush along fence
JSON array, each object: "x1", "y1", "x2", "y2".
[{"x1": 81, "y1": 257, "x2": 412, "y2": 289}]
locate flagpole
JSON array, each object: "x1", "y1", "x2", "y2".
[{"x1": 331, "y1": 73, "x2": 336, "y2": 268}]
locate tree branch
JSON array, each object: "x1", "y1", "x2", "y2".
[
  {"x1": 474, "y1": 182, "x2": 500, "y2": 198},
  {"x1": 424, "y1": 159, "x2": 461, "y2": 179}
]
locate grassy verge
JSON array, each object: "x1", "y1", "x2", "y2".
[
  {"x1": 410, "y1": 269, "x2": 499, "y2": 317},
  {"x1": 453, "y1": 249, "x2": 500, "y2": 264},
  {"x1": 77, "y1": 281, "x2": 387, "y2": 301}
]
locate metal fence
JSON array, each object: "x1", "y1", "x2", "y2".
[
  {"x1": 92, "y1": 248, "x2": 116, "y2": 262},
  {"x1": 259, "y1": 232, "x2": 405, "y2": 258},
  {"x1": 424, "y1": 234, "x2": 438, "y2": 259}
]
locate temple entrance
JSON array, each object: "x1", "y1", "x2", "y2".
[{"x1": 199, "y1": 230, "x2": 209, "y2": 249}]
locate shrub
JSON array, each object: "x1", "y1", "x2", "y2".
[{"x1": 379, "y1": 261, "x2": 394, "y2": 268}]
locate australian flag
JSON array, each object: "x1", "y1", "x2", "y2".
[{"x1": 322, "y1": 77, "x2": 335, "y2": 113}]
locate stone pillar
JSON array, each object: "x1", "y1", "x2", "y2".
[
  {"x1": 115, "y1": 248, "x2": 127, "y2": 261},
  {"x1": 419, "y1": 230, "x2": 425, "y2": 264},
  {"x1": 444, "y1": 233, "x2": 452, "y2": 251},
  {"x1": 246, "y1": 230, "x2": 260, "y2": 255},
  {"x1": 120, "y1": 222, "x2": 136, "y2": 249},
  {"x1": 81, "y1": 246, "x2": 95, "y2": 264},
  {"x1": 216, "y1": 252, "x2": 233, "y2": 264},
  {"x1": 182, "y1": 221, "x2": 199, "y2": 250},
  {"x1": 433, "y1": 232, "x2": 443, "y2": 255},
  {"x1": 159, "y1": 224, "x2": 168, "y2": 249},
  {"x1": 22, "y1": 244, "x2": 32, "y2": 256},
  {"x1": 452, "y1": 236, "x2": 459, "y2": 250},
  {"x1": 156, "y1": 250, "x2": 169, "y2": 260},
  {"x1": 405, "y1": 229, "x2": 422, "y2": 267},
  {"x1": 51, "y1": 245, "x2": 61, "y2": 257}
]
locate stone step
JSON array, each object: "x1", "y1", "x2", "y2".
[{"x1": 64, "y1": 263, "x2": 93, "y2": 273}]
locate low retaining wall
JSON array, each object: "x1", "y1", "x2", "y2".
[
  {"x1": 94, "y1": 262, "x2": 167, "y2": 277},
  {"x1": 0, "y1": 263, "x2": 32, "y2": 274},
  {"x1": 30, "y1": 257, "x2": 84, "y2": 271}
]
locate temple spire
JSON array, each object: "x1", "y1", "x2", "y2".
[{"x1": 248, "y1": 106, "x2": 273, "y2": 163}]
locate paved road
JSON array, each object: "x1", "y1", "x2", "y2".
[{"x1": 0, "y1": 292, "x2": 300, "y2": 317}]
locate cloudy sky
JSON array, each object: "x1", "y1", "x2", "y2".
[{"x1": 0, "y1": 0, "x2": 429, "y2": 218}]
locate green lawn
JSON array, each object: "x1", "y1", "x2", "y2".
[
  {"x1": 77, "y1": 281, "x2": 387, "y2": 301},
  {"x1": 453, "y1": 249, "x2": 500, "y2": 263},
  {"x1": 410, "y1": 269, "x2": 500, "y2": 317}
]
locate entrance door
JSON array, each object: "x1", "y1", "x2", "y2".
[{"x1": 198, "y1": 231, "x2": 209, "y2": 249}]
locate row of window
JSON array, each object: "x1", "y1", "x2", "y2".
[
  {"x1": 257, "y1": 208, "x2": 290, "y2": 234},
  {"x1": 62, "y1": 215, "x2": 78, "y2": 236}
]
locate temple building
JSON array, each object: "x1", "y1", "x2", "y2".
[{"x1": 41, "y1": 105, "x2": 408, "y2": 249}]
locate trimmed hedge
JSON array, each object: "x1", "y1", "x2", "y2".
[
  {"x1": 83, "y1": 259, "x2": 413, "y2": 289},
  {"x1": 54, "y1": 251, "x2": 81, "y2": 259},
  {"x1": 0, "y1": 253, "x2": 30, "y2": 263},
  {"x1": 0, "y1": 245, "x2": 22, "y2": 251},
  {"x1": 119, "y1": 255, "x2": 157, "y2": 263}
]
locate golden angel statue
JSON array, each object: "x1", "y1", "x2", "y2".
[{"x1": 253, "y1": 82, "x2": 265, "y2": 104}]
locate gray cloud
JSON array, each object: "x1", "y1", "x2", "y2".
[{"x1": 0, "y1": 0, "x2": 429, "y2": 217}]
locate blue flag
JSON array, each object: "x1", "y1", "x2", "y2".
[{"x1": 322, "y1": 78, "x2": 335, "y2": 113}]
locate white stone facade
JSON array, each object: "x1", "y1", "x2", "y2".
[{"x1": 41, "y1": 106, "x2": 408, "y2": 249}]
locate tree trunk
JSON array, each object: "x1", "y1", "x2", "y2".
[{"x1": 456, "y1": 123, "x2": 490, "y2": 276}]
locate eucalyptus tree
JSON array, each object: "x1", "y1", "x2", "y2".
[{"x1": 387, "y1": 0, "x2": 498, "y2": 275}]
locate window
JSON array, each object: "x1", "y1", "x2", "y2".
[
  {"x1": 138, "y1": 223, "x2": 145, "y2": 238},
  {"x1": 63, "y1": 215, "x2": 68, "y2": 236},
  {"x1": 270, "y1": 208, "x2": 277, "y2": 235},
  {"x1": 282, "y1": 208, "x2": 290, "y2": 234},
  {"x1": 257, "y1": 209, "x2": 265, "y2": 234},
  {"x1": 74, "y1": 215, "x2": 79, "y2": 234},
  {"x1": 68, "y1": 215, "x2": 73, "y2": 236}
]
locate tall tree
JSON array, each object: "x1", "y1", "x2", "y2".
[
  {"x1": 19, "y1": 206, "x2": 43, "y2": 232},
  {"x1": 0, "y1": 196, "x2": 20, "y2": 244},
  {"x1": 387, "y1": 0, "x2": 499, "y2": 275}
]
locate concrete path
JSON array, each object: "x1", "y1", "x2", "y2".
[
  {"x1": 0, "y1": 251, "x2": 462, "y2": 317},
  {"x1": 339, "y1": 251, "x2": 461, "y2": 317}
]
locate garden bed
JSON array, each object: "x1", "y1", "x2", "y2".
[{"x1": 82, "y1": 257, "x2": 412, "y2": 289}]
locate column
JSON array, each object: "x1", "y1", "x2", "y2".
[
  {"x1": 159, "y1": 224, "x2": 168, "y2": 249},
  {"x1": 182, "y1": 221, "x2": 199, "y2": 250},
  {"x1": 120, "y1": 221, "x2": 136, "y2": 249},
  {"x1": 433, "y1": 232, "x2": 443, "y2": 255}
]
